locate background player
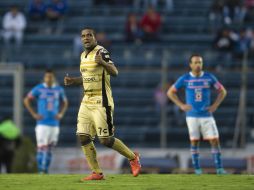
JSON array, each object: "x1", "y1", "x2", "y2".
[
  {"x1": 24, "y1": 69, "x2": 68, "y2": 173},
  {"x1": 167, "y1": 54, "x2": 227, "y2": 175},
  {"x1": 64, "y1": 28, "x2": 141, "y2": 180}
]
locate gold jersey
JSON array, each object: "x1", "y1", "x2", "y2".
[{"x1": 80, "y1": 45, "x2": 114, "y2": 108}]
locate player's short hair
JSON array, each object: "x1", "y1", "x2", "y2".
[
  {"x1": 45, "y1": 69, "x2": 55, "y2": 75},
  {"x1": 82, "y1": 28, "x2": 96, "y2": 36},
  {"x1": 189, "y1": 53, "x2": 203, "y2": 63}
]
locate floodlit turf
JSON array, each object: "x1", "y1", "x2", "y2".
[{"x1": 0, "y1": 174, "x2": 253, "y2": 190}]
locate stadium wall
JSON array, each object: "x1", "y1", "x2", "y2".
[{"x1": 50, "y1": 147, "x2": 254, "y2": 174}]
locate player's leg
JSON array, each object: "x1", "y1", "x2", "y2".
[
  {"x1": 190, "y1": 140, "x2": 202, "y2": 174},
  {"x1": 45, "y1": 126, "x2": 60, "y2": 173},
  {"x1": 201, "y1": 117, "x2": 226, "y2": 174},
  {"x1": 98, "y1": 137, "x2": 141, "y2": 177},
  {"x1": 98, "y1": 137, "x2": 136, "y2": 160},
  {"x1": 94, "y1": 106, "x2": 136, "y2": 160},
  {"x1": 94, "y1": 106, "x2": 141, "y2": 176},
  {"x1": 77, "y1": 105, "x2": 104, "y2": 180},
  {"x1": 78, "y1": 134, "x2": 102, "y2": 174},
  {"x1": 186, "y1": 117, "x2": 202, "y2": 174},
  {"x1": 209, "y1": 138, "x2": 226, "y2": 174},
  {"x1": 35, "y1": 125, "x2": 49, "y2": 173}
]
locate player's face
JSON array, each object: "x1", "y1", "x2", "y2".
[
  {"x1": 11, "y1": 7, "x2": 18, "y2": 16},
  {"x1": 44, "y1": 73, "x2": 55, "y2": 87},
  {"x1": 190, "y1": 56, "x2": 203, "y2": 73},
  {"x1": 81, "y1": 29, "x2": 97, "y2": 50}
]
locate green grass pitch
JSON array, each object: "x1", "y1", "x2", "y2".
[{"x1": 0, "y1": 174, "x2": 253, "y2": 190}]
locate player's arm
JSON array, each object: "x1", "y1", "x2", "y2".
[
  {"x1": 95, "y1": 50, "x2": 118, "y2": 77},
  {"x1": 208, "y1": 85, "x2": 227, "y2": 113},
  {"x1": 55, "y1": 99, "x2": 68, "y2": 120},
  {"x1": 23, "y1": 96, "x2": 42, "y2": 120},
  {"x1": 98, "y1": 59, "x2": 118, "y2": 77},
  {"x1": 167, "y1": 86, "x2": 192, "y2": 112},
  {"x1": 64, "y1": 76, "x2": 83, "y2": 86}
]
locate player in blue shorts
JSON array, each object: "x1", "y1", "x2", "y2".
[
  {"x1": 167, "y1": 54, "x2": 227, "y2": 175},
  {"x1": 24, "y1": 69, "x2": 68, "y2": 173}
]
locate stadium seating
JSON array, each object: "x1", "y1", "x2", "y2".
[{"x1": 0, "y1": 0, "x2": 253, "y2": 147}]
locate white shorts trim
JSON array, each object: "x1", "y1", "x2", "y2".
[
  {"x1": 35, "y1": 125, "x2": 60, "y2": 147},
  {"x1": 186, "y1": 117, "x2": 219, "y2": 141}
]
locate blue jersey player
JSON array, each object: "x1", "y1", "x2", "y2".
[
  {"x1": 24, "y1": 69, "x2": 68, "y2": 173},
  {"x1": 167, "y1": 54, "x2": 227, "y2": 175}
]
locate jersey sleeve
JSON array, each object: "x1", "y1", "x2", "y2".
[
  {"x1": 209, "y1": 73, "x2": 223, "y2": 91},
  {"x1": 59, "y1": 87, "x2": 67, "y2": 102},
  {"x1": 27, "y1": 86, "x2": 40, "y2": 99},
  {"x1": 100, "y1": 48, "x2": 113, "y2": 64},
  {"x1": 173, "y1": 75, "x2": 186, "y2": 91}
]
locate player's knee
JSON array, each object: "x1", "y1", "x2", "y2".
[
  {"x1": 78, "y1": 134, "x2": 92, "y2": 146},
  {"x1": 99, "y1": 137, "x2": 115, "y2": 148},
  {"x1": 209, "y1": 138, "x2": 219, "y2": 146},
  {"x1": 190, "y1": 140, "x2": 199, "y2": 146}
]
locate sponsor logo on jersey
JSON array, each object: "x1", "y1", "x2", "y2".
[{"x1": 83, "y1": 76, "x2": 99, "y2": 83}]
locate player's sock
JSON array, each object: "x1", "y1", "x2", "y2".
[
  {"x1": 211, "y1": 146, "x2": 223, "y2": 169},
  {"x1": 36, "y1": 148, "x2": 43, "y2": 172},
  {"x1": 190, "y1": 145, "x2": 201, "y2": 170},
  {"x1": 81, "y1": 142, "x2": 102, "y2": 174},
  {"x1": 45, "y1": 151, "x2": 52, "y2": 172},
  {"x1": 112, "y1": 138, "x2": 135, "y2": 160},
  {"x1": 41, "y1": 146, "x2": 48, "y2": 173}
]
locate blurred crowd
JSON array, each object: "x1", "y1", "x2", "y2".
[
  {"x1": 125, "y1": 6, "x2": 161, "y2": 43},
  {"x1": 209, "y1": 0, "x2": 254, "y2": 26},
  {"x1": 2, "y1": 5, "x2": 26, "y2": 51},
  {"x1": 94, "y1": 0, "x2": 173, "y2": 12},
  {"x1": 213, "y1": 28, "x2": 254, "y2": 61},
  {"x1": 1, "y1": 0, "x2": 67, "y2": 52},
  {"x1": 209, "y1": 0, "x2": 254, "y2": 67},
  {"x1": 1, "y1": 0, "x2": 254, "y2": 66},
  {"x1": 73, "y1": 5, "x2": 163, "y2": 56}
]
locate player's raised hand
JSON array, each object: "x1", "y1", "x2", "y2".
[
  {"x1": 95, "y1": 52, "x2": 104, "y2": 65},
  {"x1": 64, "y1": 74, "x2": 74, "y2": 86},
  {"x1": 180, "y1": 104, "x2": 192, "y2": 112}
]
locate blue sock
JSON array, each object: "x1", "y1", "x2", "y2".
[
  {"x1": 190, "y1": 145, "x2": 200, "y2": 170},
  {"x1": 40, "y1": 146, "x2": 49, "y2": 173},
  {"x1": 36, "y1": 150, "x2": 43, "y2": 172},
  {"x1": 46, "y1": 151, "x2": 52, "y2": 171},
  {"x1": 211, "y1": 146, "x2": 223, "y2": 169}
]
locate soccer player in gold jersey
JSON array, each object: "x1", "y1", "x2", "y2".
[{"x1": 64, "y1": 28, "x2": 141, "y2": 180}]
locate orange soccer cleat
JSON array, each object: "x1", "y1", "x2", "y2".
[
  {"x1": 129, "y1": 152, "x2": 141, "y2": 177},
  {"x1": 81, "y1": 172, "x2": 105, "y2": 181}
]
